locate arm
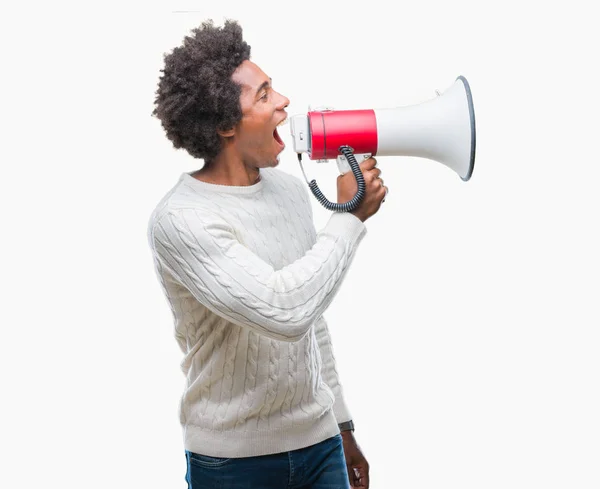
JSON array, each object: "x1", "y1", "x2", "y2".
[
  {"x1": 314, "y1": 316, "x2": 352, "y2": 424},
  {"x1": 297, "y1": 180, "x2": 353, "y2": 422},
  {"x1": 299, "y1": 182, "x2": 370, "y2": 488},
  {"x1": 150, "y1": 207, "x2": 366, "y2": 342},
  {"x1": 317, "y1": 316, "x2": 372, "y2": 488},
  {"x1": 316, "y1": 315, "x2": 371, "y2": 488}
]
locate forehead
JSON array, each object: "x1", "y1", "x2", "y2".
[{"x1": 232, "y1": 60, "x2": 269, "y2": 92}]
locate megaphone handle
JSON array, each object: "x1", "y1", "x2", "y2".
[{"x1": 299, "y1": 146, "x2": 366, "y2": 213}]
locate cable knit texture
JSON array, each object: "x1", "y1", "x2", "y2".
[{"x1": 147, "y1": 167, "x2": 367, "y2": 457}]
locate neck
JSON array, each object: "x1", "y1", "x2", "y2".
[{"x1": 193, "y1": 147, "x2": 261, "y2": 186}]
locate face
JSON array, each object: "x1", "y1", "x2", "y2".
[{"x1": 227, "y1": 60, "x2": 290, "y2": 167}]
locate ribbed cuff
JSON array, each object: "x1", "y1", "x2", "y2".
[
  {"x1": 324, "y1": 212, "x2": 367, "y2": 246},
  {"x1": 332, "y1": 395, "x2": 353, "y2": 425}
]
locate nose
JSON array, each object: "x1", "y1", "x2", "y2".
[{"x1": 277, "y1": 91, "x2": 290, "y2": 110}]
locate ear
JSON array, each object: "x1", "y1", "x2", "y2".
[{"x1": 217, "y1": 126, "x2": 236, "y2": 138}]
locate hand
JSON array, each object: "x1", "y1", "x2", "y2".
[
  {"x1": 336, "y1": 157, "x2": 387, "y2": 223},
  {"x1": 341, "y1": 431, "x2": 370, "y2": 488}
]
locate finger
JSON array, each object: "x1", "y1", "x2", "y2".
[
  {"x1": 360, "y1": 157, "x2": 377, "y2": 171},
  {"x1": 370, "y1": 168, "x2": 382, "y2": 179},
  {"x1": 353, "y1": 467, "x2": 364, "y2": 487},
  {"x1": 365, "y1": 169, "x2": 381, "y2": 184},
  {"x1": 382, "y1": 186, "x2": 388, "y2": 203},
  {"x1": 350, "y1": 465, "x2": 364, "y2": 487},
  {"x1": 356, "y1": 466, "x2": 370, "y2": 488},
  {"x1": 346, "y1": 464, "x2": 356, "y2": 487}
]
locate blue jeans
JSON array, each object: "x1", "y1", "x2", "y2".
[{"x1": 185, "y1": 433, "x2": 350, "y2": 489}]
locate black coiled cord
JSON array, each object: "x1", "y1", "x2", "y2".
[{"x1": 301, "y1": 146, "x2": 366, "y2": 212}]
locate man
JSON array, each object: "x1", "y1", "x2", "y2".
[{"x1": 148, "y1": 19, "x2": 387, "y2": 488}]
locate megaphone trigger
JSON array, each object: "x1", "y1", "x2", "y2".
[{"x1": 336, "y1": 153, "x2": 371, "y2": 175}]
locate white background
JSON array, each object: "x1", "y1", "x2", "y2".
[{"x1": 2, "y1": 1, "x2": 599, "y2": 487}]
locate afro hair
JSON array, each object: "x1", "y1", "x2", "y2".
[{"x1": 152, "y1": 20, "x2": 251, "y2": 163}]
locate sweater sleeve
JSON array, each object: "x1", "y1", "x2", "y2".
[
  {"x1": 314, "y1": 315, "x2": 353, "y2": 424},
  {"x1": 150, "y1": 208, "x2": 366, "y2": 342}
]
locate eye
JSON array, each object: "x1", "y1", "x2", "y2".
[{"x1": 260, "y1": 92, "x2": 269, "y2": 101}]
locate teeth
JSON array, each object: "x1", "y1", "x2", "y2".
[{"x1": 277, "y1": 117, "x2": 288, "y2": 127}]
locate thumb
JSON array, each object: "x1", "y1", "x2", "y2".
[
  {"x1": 346, "y1": 464, "x2": 359, "y2": 487},
  {"x1": 346, "y1": 464, "x2": 354, "y2": 485}
]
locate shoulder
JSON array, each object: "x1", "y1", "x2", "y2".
[{"x1": 147, "y1": 175, "x2": 217, "y2": 240}]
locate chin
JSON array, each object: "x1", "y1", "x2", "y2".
[
  {"x1": 267, "y1": 153, "x2": 282, "y2": 167},
  {"x1": 274, "y1": 146, "x2": 285, "y2": 164},
  {"x1": 256, "y1": 148, "x2": 283, "y2": 168}
]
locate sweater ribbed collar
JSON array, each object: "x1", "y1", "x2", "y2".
[{"x1": 180, "y1": 170, "x2": 265, "y2": 195}]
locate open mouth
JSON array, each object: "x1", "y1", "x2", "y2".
[{"x1": 273, "y1": 117, "x2": 288, "y2": 148}]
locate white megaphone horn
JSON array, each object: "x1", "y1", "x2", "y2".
[{"x1": 289, "y1": 75, "x2": 476, "y2": 212}]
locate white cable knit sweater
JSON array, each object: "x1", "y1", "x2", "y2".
[{"x1": 147, "y1": 167, "x2": 367, "y2": 458}]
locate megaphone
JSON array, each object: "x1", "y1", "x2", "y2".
[{"x1": 289, "y1": 75, "x2": 476, "y2": 212}]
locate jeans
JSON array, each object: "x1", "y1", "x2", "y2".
[{"x1": 185, "y1": 433, "x2": 350, "y2": 489}]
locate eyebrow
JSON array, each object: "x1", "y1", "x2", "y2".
[{"x1": 255, "y1": 78, "x2": 273, "y2": 97}]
